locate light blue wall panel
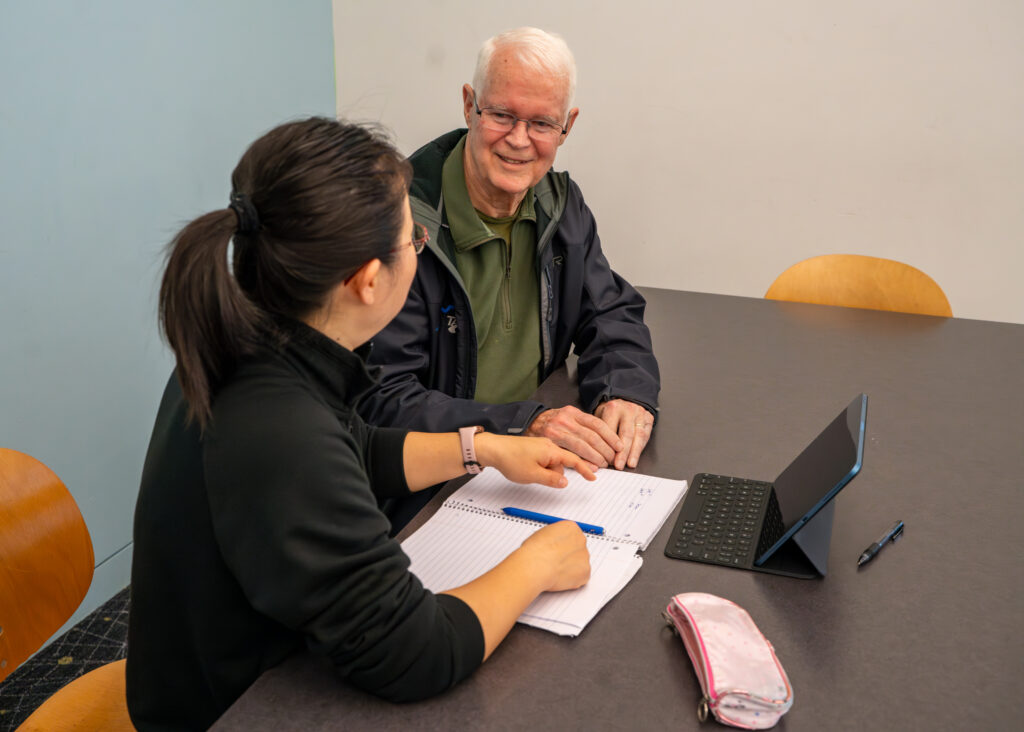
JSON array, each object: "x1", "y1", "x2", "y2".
[{"x1": 0, "y1": 1, "x2": 336, "y2": 629}]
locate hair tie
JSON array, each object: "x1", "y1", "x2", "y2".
[{"x1": 229, "y1": 191, "x2": 261, "y2": 235}]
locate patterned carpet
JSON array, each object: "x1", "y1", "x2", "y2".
[{"x1": 0, "y1": 587, "x2": 130, "y2": 730}]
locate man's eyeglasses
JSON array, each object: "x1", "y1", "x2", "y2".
[
  {"x1": 472, "y1": 93, "x2": 567, "y2": 142},
  {"x1": 403, "y1": 222, "x2": 429, "y2": 255}
]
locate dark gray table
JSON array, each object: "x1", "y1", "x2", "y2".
[{"x1": 214, "y1": 288, "x2": 1024, "y2": 731}]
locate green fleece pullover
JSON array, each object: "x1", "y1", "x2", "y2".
[{"x1": 441, "y1": 137, "x2": 541, "y2": 404}]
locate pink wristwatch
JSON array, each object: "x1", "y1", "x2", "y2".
[{"x1": 459, "y1": 425, "x2": 484, "y2": 474}]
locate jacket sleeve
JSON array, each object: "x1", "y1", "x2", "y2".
[
  {"x1": 562, "y1": 181, "x2": 661, "y2": 418},
  {"x1": 203, "y1": 381, "x2": 484, "y2": 702},
  {"x1": 360, "y1": 424, "x2": 415, "y2": 499},
  {"x1": 358, "y1": 268, "x2": 546, "y2": 434}
]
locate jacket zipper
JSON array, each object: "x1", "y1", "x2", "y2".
[
  {"x1": 502, "y1": 240, "x2": 512, "y2": 330},
  {"x1": 536, "y1": 218, "x2": 559, "y2": 372}
]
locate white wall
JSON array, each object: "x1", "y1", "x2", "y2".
[{"x1": 334, "y1": 1, "x2": 1024, "y2": 324}]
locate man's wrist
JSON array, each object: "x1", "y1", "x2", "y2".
[
  {"x1": 595, "y1": 396, "x2": 659, "y2": 424},
  {"x1": 523, "y1": 407, "x2": 553, "y2": 436}
]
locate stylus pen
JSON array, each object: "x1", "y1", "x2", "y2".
[
  {"x1": 502, "y1": 507, "x2": 605, "y2": 535},
  {"x1": 857, "y1": 520, "x2": 904, "y2": 566}
]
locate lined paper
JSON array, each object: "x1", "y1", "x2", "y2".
[
  {"x1": 402, "y1": 508, "x2": 643, "y2": 636},
  {"x1": 401, "y1": 468, "x2": 687, "y2": 636},
  {"x1": 447, "y1": 467, "x2": 688, "y2": 549}
]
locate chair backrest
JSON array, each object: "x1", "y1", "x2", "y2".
[
  {"x1": 0, "y1": 448, "x2": 94, "y2": 683},
  {"x1": 765, "y1": 254, "x2": 952, "y2": 317}
]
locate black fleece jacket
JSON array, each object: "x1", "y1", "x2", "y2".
[{"x1": 127, "y1": 322, "x2": 483, "y2": 731}]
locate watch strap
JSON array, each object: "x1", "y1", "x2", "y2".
[{"x1": 459, "y1": 426, "x2": 483, "y2": 474}]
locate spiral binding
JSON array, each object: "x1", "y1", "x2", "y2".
[{"x1": 445, "y1": 500, "x2": 640, "y2": 547}]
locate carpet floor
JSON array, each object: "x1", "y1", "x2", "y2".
[{"x1": 0, "y1": 586, "x2": 130, "y2": 730}]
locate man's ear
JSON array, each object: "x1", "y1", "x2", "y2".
[
  {"x1": 558, "y1": 107, "x2": 580, "y2": 147},
  {"x1": 345, "y1": 258, "x2": 383, "y2": 305},
  {"x1": 462, "y1": 84, "x2": 475, "y2": 126}
]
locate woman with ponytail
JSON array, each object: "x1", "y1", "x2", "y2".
[{"x1": 127, "y1": 118, "x2": 594, "y2": 730}]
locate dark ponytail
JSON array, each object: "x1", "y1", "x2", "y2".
[{"x1": 159, "y1": 118, "x2": 411, "y2": 428}]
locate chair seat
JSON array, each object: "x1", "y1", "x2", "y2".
[{"x1": 15, "y1": 658, "x2": 134, "y2": 731}]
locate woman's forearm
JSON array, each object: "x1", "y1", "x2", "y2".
[
  {"x1": 440, "y1": 548, "x2": 549, "y2": 659},
  {"x1": 403, "y1": 431, "x2": 489, "y2": 492},
  {"x1": 441, "y1": 520, "x2": 590, "y2": 659}
]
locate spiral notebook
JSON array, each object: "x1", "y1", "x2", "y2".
[{"x1": 401, "y1": 467, "x2": 688, "y2": 636}]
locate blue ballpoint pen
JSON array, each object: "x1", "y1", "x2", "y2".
[{"x1": 502, "y1": 506, "x2": 605, "y2": 535}]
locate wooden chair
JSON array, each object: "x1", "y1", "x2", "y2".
[
  {"x1": 0, "y1": 447, "x2": 134, "y2": 731},
  {"x1": 765, "y1": 254, "x2": 952, "y2": 317}
]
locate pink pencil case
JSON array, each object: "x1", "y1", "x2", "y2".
[{"x1": 663, "y1": 593, "x2": 793, "y2": 729}]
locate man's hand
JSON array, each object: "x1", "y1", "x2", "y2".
[
  {"x1": 594, "y1": 399, "x2": 654, "y2": 470},
  {"x1": 524, "y1": 405, "x2": 623, "y2": 470}
]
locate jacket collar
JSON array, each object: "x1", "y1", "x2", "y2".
[
  {"x1": 410, "y1": 129, "x2": 565, "y2": 263},
  {"x1": 272, "y1": 318, "x2": 381, "y2": 410}
]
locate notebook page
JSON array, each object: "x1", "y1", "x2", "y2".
[
  {"x1": 520, "y1": 540, "x2": 642, "y2": 636},
  {"x1": 401, "y1": 506, "x2": 642, "y2": 636},
  {"x1": 446, "y1": 467, "x2": 688, "y2": 550}
]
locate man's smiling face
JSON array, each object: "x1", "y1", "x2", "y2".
[{"x1": 461, "y1": 49, "x2": 577, "y2": 218}]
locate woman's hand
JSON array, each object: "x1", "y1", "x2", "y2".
[
  {"x1": 475, "y1": 433, "x2": 598, "y2": 488},
  {"x1": 516, "y1": 520, "x2": 591, "y2": 592},
  {"x1": 441, "y1": 520, "x2": 591, "y2": 658}
]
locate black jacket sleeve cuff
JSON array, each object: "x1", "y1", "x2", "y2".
[
  {"x1": 366, "y1": 427, "x2": 412, "y2": 498},
  {"x1": 436, "y1": 593, "x2": 486, "y2": 673}
]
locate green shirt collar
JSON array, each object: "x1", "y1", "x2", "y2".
[{"x1": 442, "y1": 136, "x2": 535, "y2": 253}]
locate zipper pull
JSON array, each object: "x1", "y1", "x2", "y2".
[
  {"x1": 661, "y1": 610, "x2": 677, "y2": 634},
  {"x1": 698, "y1": 696, "x2": 710, "y2": 723}
]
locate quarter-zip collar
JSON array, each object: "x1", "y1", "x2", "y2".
[{"x1": 269, "y1": 318, "x2": 382, "y2": 414}]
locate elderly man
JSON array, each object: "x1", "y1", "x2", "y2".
[{"x1": 360, "y1": 27, "x2": 659, "y2": 496}]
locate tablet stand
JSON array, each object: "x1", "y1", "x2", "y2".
[{"x1": 753, "y1": 500, "x2": 836, "y2": 579}]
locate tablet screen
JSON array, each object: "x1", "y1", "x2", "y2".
[{"x1": 757, "y1": 393, "x2": 867, "y2": 562}]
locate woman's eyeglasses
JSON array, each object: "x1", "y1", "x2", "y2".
[{"x1": 400, "y1": 222, "x2": 429, "y2": 255}]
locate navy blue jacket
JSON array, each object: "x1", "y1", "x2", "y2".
[{"x1": 359, "y1": 129, "x2": 660, "y2": 434}]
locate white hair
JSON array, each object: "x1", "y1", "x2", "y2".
[{"x1": 472, "y1": 27, "x2": 577, "y2": 114}]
